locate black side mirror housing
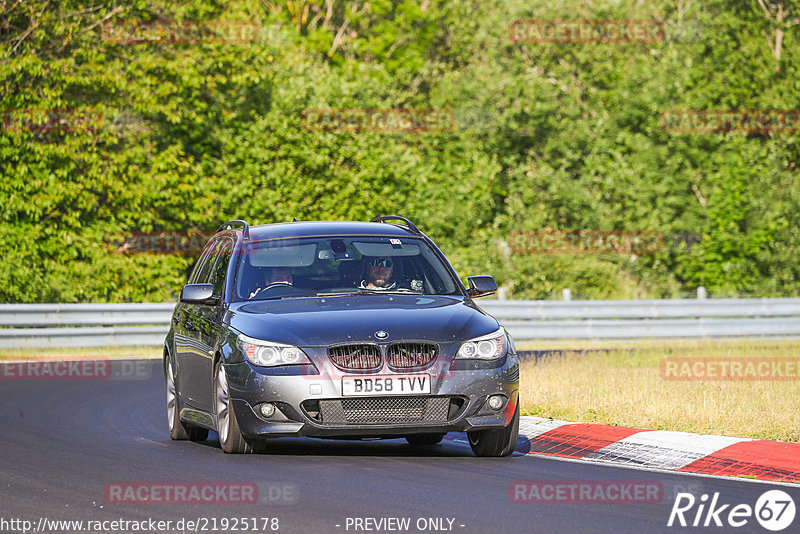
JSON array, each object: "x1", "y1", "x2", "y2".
[
  {"x1": 466, "y1": 276, "x2": 497, "y2": 298},
  {"x1": 180, "y1": 284, "x2": 219, "y2": 305}
]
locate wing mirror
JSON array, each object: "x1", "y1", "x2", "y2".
[
  {"x1": 466, "y1": 276, "x2": 497, "y2": 298},
  {"x1": 180, "y1": 284, "x2": 219, "y2": 305}
]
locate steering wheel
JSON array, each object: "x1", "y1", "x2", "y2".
[{"x1": 248, "y1": 282, "x2": 296, "y2": 300}]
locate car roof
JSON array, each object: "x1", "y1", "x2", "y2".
[{"x1": 221, "y1": 221, "x2": 423, "y2": 242}]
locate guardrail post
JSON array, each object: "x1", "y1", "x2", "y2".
[
  {"x1": 562, "y1": 288, "x2": 572, "y2": 301},
  {"x1": 697, "y1": 286, "x2": 707, "y2": 299}
]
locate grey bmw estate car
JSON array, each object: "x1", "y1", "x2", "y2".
[{"x1": 164, "y1": 216, "x2": 520, "y2": 456}]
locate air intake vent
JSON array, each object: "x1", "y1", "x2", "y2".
[{"x1": 317, "y1": 396, "x2": 450, "y2": 425}]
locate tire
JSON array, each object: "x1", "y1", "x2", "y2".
[
  {"x1": 165, "y1": 353, "x2": 209, "y2": 441},
  {"x1": 405, "y1": 433, "x2": 446, "y2": 446},
  {"x1": 467, "y1": 404, "x2": 519, "y2": 457},
  {"x1": 214, "y1": 360, "x2": 254, "y2": 454}
]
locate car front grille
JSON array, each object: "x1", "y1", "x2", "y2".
[
  {"x1": 386, "y1": 343, "x2": 438, "y2": 370},
  {"x1": 328, "y1": 344, "x2": 382, "y2": 371},
  {"x1": 314, "y1": 396, "x2": 452, "y2": 425}
]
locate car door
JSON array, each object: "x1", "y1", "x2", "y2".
[
  {"x1": 175, "y1": 238, "x2": 222, "y2": 409},
  {"x1": 192, "y1": 236, "x2": 235, "y2": 412}
]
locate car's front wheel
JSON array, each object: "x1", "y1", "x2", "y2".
[
  {"x1": 165, "y1": 353, "x2": 208, "y2": 441},
  {"x1": 467, "y1": 404, "x2": 519, "y2": 457},
  {"x1": 214, "y1": 360, "x2": 254, "y2": 454}
]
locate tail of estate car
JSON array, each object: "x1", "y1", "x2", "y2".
[{"x1": 164, "y1": 216, "x2": 520, "y2": 457}]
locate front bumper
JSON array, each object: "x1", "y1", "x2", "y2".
[{"x1": 225, "y1": 351, "x2": 519, "y2": 439}]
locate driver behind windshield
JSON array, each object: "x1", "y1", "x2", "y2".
[
  {"x1": 359, "y1": 257, "x2": 396, "y2": 290},
  {"x1": 249, "y1": 266, "x2": 293, "y2": 299}
]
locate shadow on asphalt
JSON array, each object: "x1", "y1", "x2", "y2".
[{"x1": 181, "y1": 431, "x2": 532, "y2": 458}]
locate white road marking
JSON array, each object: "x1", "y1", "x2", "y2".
[
  {"x1": 519, "y1": 416, "x2": 576, "y2": 440},
  {"x1": 584, "y1": 430, "x2": 752, "y2": 470}
]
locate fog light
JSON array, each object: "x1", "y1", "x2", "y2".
[
  {"x1": 487, "y1": 395, "x2": 504, "y2": 410},
  {"x1": 259, "y1": 403, "x2": 276, "y2": 418}
]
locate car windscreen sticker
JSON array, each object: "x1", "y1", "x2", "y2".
[{"x1": 353, "y1": 241, "x2": 419, "y2": 257}]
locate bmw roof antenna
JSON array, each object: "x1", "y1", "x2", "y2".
[{"x1": 370, "y1": 215, "x2": 422, "y2": 236}]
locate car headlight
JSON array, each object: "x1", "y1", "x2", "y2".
[
  {"x1": 456, "y1": 328, "x2": 506, "y2": 360},
  {"x1": 238, "y1": 334, "x2": 310, "y2": 367}
]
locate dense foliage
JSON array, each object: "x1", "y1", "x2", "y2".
[{"x1": 1, "y1": 0, "x2": 798, "y2": 302}]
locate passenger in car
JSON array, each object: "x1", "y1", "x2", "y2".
[
  {"x1": 249, "y1": 267, "x2": 294, "y2": 299},
  {"x1": 359, "y1": 257, "x2": 397, "y2": 290}
]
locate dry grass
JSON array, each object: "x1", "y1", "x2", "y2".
[
  {"x1": 0, "y1": 346, "x2": 161, "y2": 360},
  {"x1": 519, "y1": 339, "x2": 800, "y2": 443}
]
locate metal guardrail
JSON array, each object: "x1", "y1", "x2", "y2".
[
  {"x1": 479, "y1": 298, "x2": 800, "y2": 320},
  {"x1": 1, "y1": 298, "x2": 799, "y2": 348},
  {"x1": 0, "y1": 303, "x2": 175, "y2": 327},
  {"x1": 480, "y1": 298, "x2": 800, "y2": 340},
  {"x1": 0, "y1": 303, "x2": 174, "y2": 348}
]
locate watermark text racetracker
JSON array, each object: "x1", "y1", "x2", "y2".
[
  {"x1": 104, "y1": 481, "x2": 298, "y2": 506},
  {"x1": 301, "y1": 108, "x2": 456, "y2": 133},
  {"x1": 1, "y1": 109, "x2": 105, "y2": 133},
  {"x1": 510, "y1": 480, "x2": 663, "y2": 504},
  {"x1": 0, "y1": 359, "x2": 151, "y2": 381},
  {"x1": 104, "y1": 230, "x2": 209, "y2": 256},
  {"x1": 509, "y1": 230, "x2": 665, "y2": 255},
  {"x1": 103, "y1": 20, "x2": 277, "y2": 45},
  {"x1": 509, "y1": 19, "x2": 664, "y2": 43},
  {"x1": 661, "y1": 110, "x2": 800, "y2": 133},
  {"x1": 661, "y1": 358, "x2": 800, "y2": 381}
]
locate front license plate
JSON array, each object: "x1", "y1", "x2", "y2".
[{"x1": 341, "y1": 374, "x2": 430, "y2": 396}]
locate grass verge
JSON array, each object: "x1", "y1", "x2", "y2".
[{"x1": 518, "y1": 339, "x2": 800, "y2": 443}]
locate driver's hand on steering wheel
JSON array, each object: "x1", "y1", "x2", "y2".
[{"x1": 248, "y1": 281, "x2": 291, "y2": 299}]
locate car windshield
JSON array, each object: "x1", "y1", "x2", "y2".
[{"x1": 232, "y1": 235, "x2": 461, "y2": 302}]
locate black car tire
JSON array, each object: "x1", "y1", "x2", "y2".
[
  {"x1": 214, "y1": 360, "x2": 254, "y2": 454},
  {"x1": 165, "y1": 352, "x2": 209, "y2": 441},
  {"x1": 405, "y1": 433, "x2": 446, "y2": 446},
  {"x1": 467, "y1": 404, "x2": 519, "y2": 457}
]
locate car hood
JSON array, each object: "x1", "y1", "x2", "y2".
[{"x1": 226, "y1": 294, "x2": 499, "y2": 346}]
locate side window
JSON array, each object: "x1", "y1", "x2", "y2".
[
  {"x1": 189, "y1": 239, "x2": 221, "y2": 284},
  {"x1": 209, "y1": 238, "x2": 234, "y2": 296}
]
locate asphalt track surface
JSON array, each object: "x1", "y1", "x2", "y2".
[{"x1": 2, "y1": 359, "x2": 799, "y2": 534}]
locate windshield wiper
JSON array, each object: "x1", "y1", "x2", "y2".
[
  {"x1": 311, "y1": 290, "x2": 360, "y2": 297},
  {"x1": 349, "y1": 289, "x2": 424, "y2": 295},
  {"x1": 249, "y1": 291, "x2": 316, "y2": 301}
]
